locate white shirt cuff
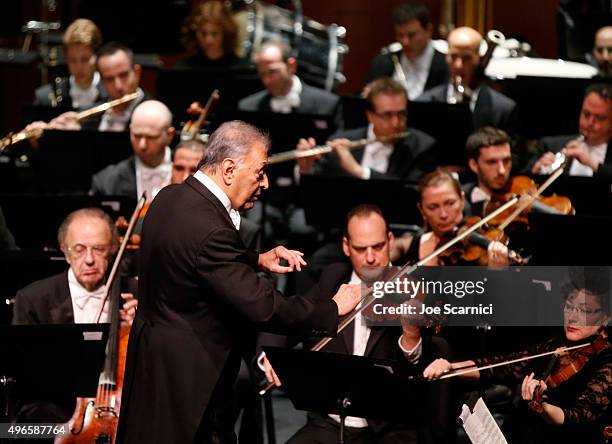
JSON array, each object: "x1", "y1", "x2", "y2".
[
  {"x1": 398, "y1": 336, "x2": 422, "y2": 364},
  {"x1": 257, "y1": 351, "x2": 267, "y2": 372},
  {"x1": 361, "y1": 166, "x2": 371, "y2": 180}
]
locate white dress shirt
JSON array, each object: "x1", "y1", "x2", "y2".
[
  {"x1": 395, "y1": 41, "x2": 435, "y2": 100},
  {"x1": 69, "y1": 71, "x2": 101, "y2": 108},
  {"x1": 135, "y1": 146, "x2": 172, "y2": 201},
  {"x1": 568, "y1": 141, "x2": 607, "y2": 176},
  {"x1": 270, "y1": 76, "x2": 302, "y2": 113},
  {"x1": 360, "y1": 124, "x2": 394, "y2": 179},
  {"x1": 98, "y1": 88, "x2": 144, "y2": 132},
  {"x1": 193, "y1": 170, "x2": 241, "y2": 230},
  {"x1": 68, "y1": 267, "x2": 109, "y2": 323}
]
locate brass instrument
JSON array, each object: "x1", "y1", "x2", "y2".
[
  {"x1": 0, "y1": 92, "x2": 140, "y2": 152},
  {"x1": 267, "y1": 131, "x2": 409, "y2": 165},
  {"x1": 539, "y1": 135, "x2": 584, "y2": 175},
  {"x1": 381, "y1": 42, "x2": 408, "y2": 92},
  {"x1": 448, "y1": 75, "x2": 467, "y2": 104}
]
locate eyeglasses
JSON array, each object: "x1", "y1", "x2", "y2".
[
  {"x1": 371, "y1": 110, "x2": 407, "y2": 122},
  {"x1": 562, "y1": 302, "x2": 602, "y2": 316},
  {"x1": 65, "y1": 244, "x2": 109, "y2": 258}
]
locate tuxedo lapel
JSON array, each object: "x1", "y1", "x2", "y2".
[
  {"x1": 364, "y1": 327, "x2": 386, "y2": 357},
  {"x1": 185, "y1": 176, "x2": 235, "y2": 229},
  {"x1": 49, "y1": 271, "x2": 75, "y2": 324}
]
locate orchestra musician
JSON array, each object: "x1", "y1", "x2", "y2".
[
  {"x1": 392, "y1": 170, "x2": 509, "y2": 267},
  {"x1": 260, "y1": 204, "x2": 454, "y2": 444},
  {"x1": 50, "y1": 42, "x2": 151, "y2": 132},
  {"x1": 176, "y1": 0, "x2": 245, "y2": 69},
  {"x1": 11, "y1": 207, "x2": 138, "y2": 422},
  {"x1": 526, "y1": 83, "x2": 612, "y2": 178},
  {"x1": 424, "y1": 267, "x2": 611, "y2": 444},
  {"x1": 591, "y1": 26, "x2": 612, "y2": 78},
  {"x1": 91, "y1": 100, "x2": 174, "y2": 199},
  {"x1": 33, "y1": 18, "x2": 108, "y2": 109},
  {"x1": 366, "y1": 2, "x2": 449, "y2": 99},
  {"x1": 116, "y1": 121, "x2": 361, "y2": 444}
]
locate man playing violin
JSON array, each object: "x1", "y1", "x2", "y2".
[
  {"x1": 12, "y1": 207, "x2": 138, "y2": 422},
  {"x1": 526, "y1": 83, "x2": 612, "y2": 178},
  {"x1": 424, "y1": 267, "x2": 611, "y2": 444},
  {"x1": 462, "y1": 126, "x2": 513, "y2": 217}
]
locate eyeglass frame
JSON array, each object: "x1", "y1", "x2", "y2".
[
  {"x1": 64, "y1": 243, "x2": 111, "y2": 258},
  {"x1": 369, "y1": 109, "x2": 408, "y2": 122}
]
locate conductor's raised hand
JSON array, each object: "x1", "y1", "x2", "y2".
[
  {"x1": 258, "y1": 246, "x2": 306, "y2": 273},
  {"x1": 332, "y1": 283, "x2": 362, "y2": 316}
]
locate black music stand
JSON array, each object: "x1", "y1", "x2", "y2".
[
  {"x1": 0, "y1": 323, "x2": 109, "y2": 420},
  {"x1": 300, "y1": 175, "x2": 420, "y2": 230},
  {"x1": 263, "y1": 346, "x2": 420, "y2": 444}
]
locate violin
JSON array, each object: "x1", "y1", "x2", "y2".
[
  {"x1": 437, "y1": 216, "x2": 528, "y2": 266},
  {"x1": 485, "y1": 175, "x2": 574, "y2": 227},
  {"x1": 180, "y1": 89, "x2": 219, "y2": 142}
]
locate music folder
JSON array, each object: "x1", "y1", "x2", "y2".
[{"x1": 263, "y1": 346, "x2": 421, "y2": 423}]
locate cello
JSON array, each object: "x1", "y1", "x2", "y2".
[{"x1": 55, "y1": 194, "x2": 146, "y2": 444}]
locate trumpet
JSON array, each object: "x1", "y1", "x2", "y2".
[
  {"x1": 0, "y1": 92, "x2": 141, "y2": 152},
  {"x1": 448, "y1": 75, "x2": 467, "y2": 104},
  {"x1": 267, "y1": 131, "x2": 409, "y2": 165},
  {"x1": 539, "y1": 135, "x2": 584, "y2": 175}
]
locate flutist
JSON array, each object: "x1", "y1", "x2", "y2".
[
  {"x1": 296, "y1": 78, "x2": 437, "y2": 182},
  {"x1": 525, "y1": 83, "x2": 612, "y2": 178}
]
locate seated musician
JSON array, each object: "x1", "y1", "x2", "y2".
[
  {"x1": 424, "y1": 267, "x2": 611, "y2": 444},
  {"x1": 525, "y1": 83, "x2": 612, "y2": 178},
  {"x1": 238, "y1": 39, "x2": 341, "y2": 123},
  {"x1": 48, "y1": 42, "x2": 152, "y2": 132},
  {"x1": 12, "y1": 207, "x2": 137, "y2": 422},
  {"x1": 175, "y1": 0, "x2": 246, "y2": 69},
  {"x1": 392, "y1": 170, "x2": 509, "y2": 267},
  {"x1": 415, "y1": 26, "x2": 523, "y2": 169},
  {"x1": 296, "y1": 78, "x2": 437, "y2": 182},
  {"x1": 462, "y1": 126, "x2": 513, "y2": 218},
  {"x1": 91, "y1": 100, "x2": 174, "y2": 199},
  {"x1": 590, "y1": 26, "x2": 612, "y2": 78},
  {"x1": 261, "y1": 204, "x2": 453, "y2": 444},
  {"x1": 366, "y1": 2, "x2": 448, "y2": 100},
  {"x1": 33, "y1": 18, "x2": 108, "y2": 109}
]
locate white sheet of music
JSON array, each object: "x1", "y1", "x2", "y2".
[{"x1": 460, "y1": 397, "x2": 508, "y2": 444}]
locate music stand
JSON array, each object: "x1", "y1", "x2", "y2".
[
  {"x1": 300, "y1": 175, "x2": 420, "y2": 230},
  {"x1": 263, "y1": 346, "x2": 421, "y2": 444},
  {"x1": 0, "y1": 323, "x2": 109, "y2": 420}
]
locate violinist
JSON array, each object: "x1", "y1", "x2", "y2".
[
  {"x1": 462, "y1": 126, "x2": 513, "y2": 218},
  {"x1": 11, "y1": 208, "x2": 137, "y2": 422},
  {"x1": 526, "y1": 83, "x2": 612, "y2": 178},
  {"x1": 392, "y1": 170, "x2": 509, "y2": 267},
  {"x1": 423, "y1": 268, "x2": 611, "y2": 444},
  {"x1": 91, "y1": 100, "x2": 174, "y2": 199}
]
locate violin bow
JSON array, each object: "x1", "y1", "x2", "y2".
[
  {"x1": 94, "y1": 192, "x2": 147, "y2": 323},
  {"x1": 259, "y1": 196, "x2": 519, "y2": 395},
  {"x1": 497, "y1": 164, "x2": 566, "y2": 232},
  {"x1": 438, "y1": 342, "x2": 591, "y2": 380}
]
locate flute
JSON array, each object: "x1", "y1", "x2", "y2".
[{"x1": 267, "y1": 131, "x2": 409, "y2": 165}]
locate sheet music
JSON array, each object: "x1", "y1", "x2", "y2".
[{"x1": 460, "y1": 398, "x2": 508, "y2": 444}]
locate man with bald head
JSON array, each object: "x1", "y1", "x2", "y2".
[
  {"x1": 417, "y1": 26, "x2": 522, "y2": 167},
  {"x1": 91, "y1": 100, "x2": 175, "y2": 199},
  {"x1": 238, "y1": 39, "x2": 340, "y2": 118},
  {"x1": 592, "y1": 26, "x2": 612, "y2": 78}
]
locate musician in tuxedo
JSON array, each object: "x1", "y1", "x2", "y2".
[
  {"x1": 116, "y1": 121, "x2": 361, "y2": 444},
  {"x1": 296, "y1": 78, "x2": 436, "y2": 182},
  {"x1": 416, "y1": 27, "x2": 523, "y2": 168},
  {"x1": 49, "y1": 42, "x2": 151, "y2": 132},
  {"x1": 366, "y1": 2, "x2": 448, "y2": 99},
  {"x1": 526, "y1": 83, "x2": 612, "y2": 178},
  {"x1": 12, "y1": 207, "x2": 137, "y2": 421},
  {"x1": 238, "y1": 40, "x2": 341, "y2": 124},
  {"x1": 33, "y1": 18, "x2": 108, "y2": 109},
  {"x1": 261, "y1": 205, "x2": 453, "y2": 444},
  {"x1": 91, "y1": 100, "x2": 175, "y2": 199}
]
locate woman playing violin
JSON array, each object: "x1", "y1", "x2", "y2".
[
  {"x1": 424, "y1": 268, "x2": 611, "y2": 443},
  {"x1": 393, "y1": 170, "x2": 509, "y2": 266}
]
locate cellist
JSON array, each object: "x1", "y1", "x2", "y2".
[{"x1": 11, "y1": 207, "x2": 137, "y2": 423}]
